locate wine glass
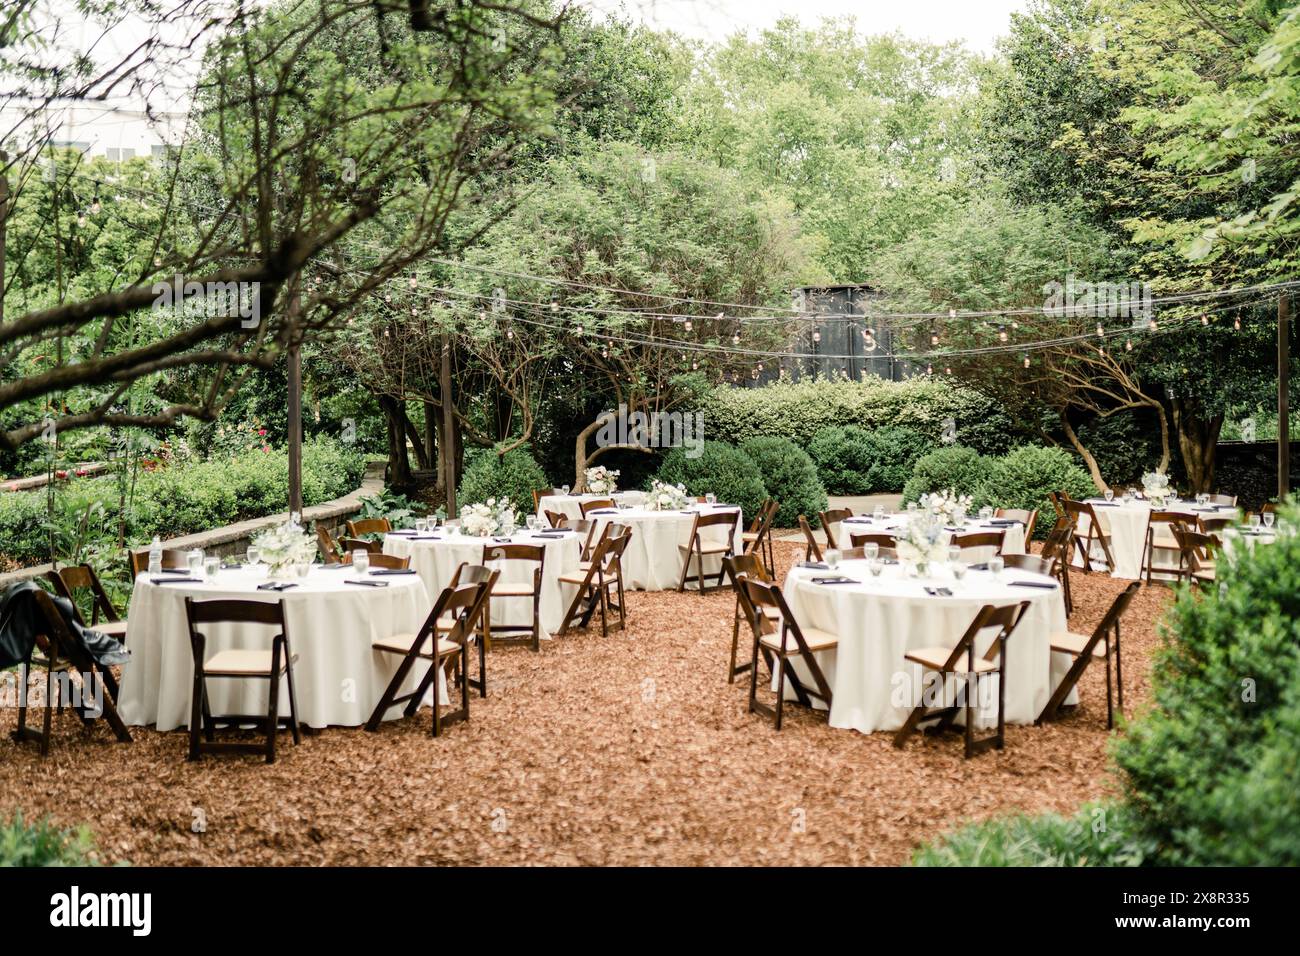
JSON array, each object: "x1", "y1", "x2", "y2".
[
  {"x1": 187, "y1": 549, "x2": 204, "y2": 576},
  {"x1": 1104, "y1": 488, "x2": 1114, "y2": 502},
  {"x1": 863, "y1": 542, "x2": 879, "y2": 562},
  {"x1": 873, "y1": 505, "x2": 885, "y2": 522},
  {"x1": 989, "y1": 555, "x2": 1005, "y2": 579},
  {"x1": 947, "y1": 544, "x2": 961, "y2": 567},
  {"x1": 705, "y1": 492, "x2": 717, "y2": 507},
  {"x1": 246, "y1": 545, "x2": 260, "y2": 566},
  {"x1": 526, "y1": 514, "x2": 539, "y2": 532},
  {"x1": 951, "y1": 560, "x2": 967, "y2": 585},
  {"x1": 868, "y1": 558, "x2": 884, "y2": 579},
  {"x1": 1264, "y1": 511, "x2": 1275, "y2": 530},
  {"x1": 825, "y1": 548, "x2": 841, "y2": 571},
  {"x1": 1249, "y1": 513, "x2": 1262, "y2": 531},
  {"x1": 560, "y1": 484, "x2": 571, "y2": 496},
  {"x1": 352, "y1": 549, "x2": 370, "y2": 574},
  {"x1": 203, "y1": 556, "x2": 220, "y2": 581}
]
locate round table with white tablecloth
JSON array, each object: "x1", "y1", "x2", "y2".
[
  {"x1": 777, "y1": 560, "x2": 1073, "y2": 734},
  {"x1": 583, "y1": 504, "x2": 745, "y2": 591},
  {"x1": 118, "y1": 565, "x2": 434, "y2": 730},
  {"x1": 832, "y1": 513, "x2": 1027, "y2": 559},
  {"x1": 1071, "y1": 498, "x2": 1240, "y2": 579},
  {"x1": 384, "y1": 528, "x2": 583, "y2": 637},
  {"x1": 536, "y1": 491, "x2": 645, "y2": 524}
]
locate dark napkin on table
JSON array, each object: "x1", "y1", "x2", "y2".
[
  {"x1": 344, "y1": 579, "x2": 388, "y2": 588},
  {"x1": 811, "y1": 576, "x2": 859, "y2": 585},
  {"x1": 1009, "y1": 580, "x2": 1058, "y2": 590},
  {"x1": 1086, "y1": 500, "x2": 1120, "y2": 507},
  {"x1": 923, "y1": 586, "x2": 954, "y2": 597},
  {"x1": 386, "y1": 529, "x2": 417, "y2": 536},
  {"x1": 589, "y1": 509, "x2": 620, "y2": 515},
  {"x1": 370, "y1": 568, "x2": 416, "y2": 576},
  {"x1": 967, "y1": 562, "x2": 990, "y2": 571},
  {"x1": 152, "y1": 576, "x2": 203, "y2": 585},
  {"x1": 798, "y1": 561, "x2": 829, "y2": 570},
  {"x1": 987, "y1": 518, "x2": 1019, "y2": 526},
  {"x1": 409, "y1": 535, "x2": 442, "y2": 540},
  {"x1": 256, "y1": 581, "x2": 298, "y2": 591}
]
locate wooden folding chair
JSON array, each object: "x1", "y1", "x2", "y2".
[
  {"x1": 1142, "y1": 510, "x2": 1196, "y2": 585},
  {"x1": 798, "y1": 515, "x2": 823, "y2": 563},
  {"x1": 741, "y1": 499, "x2": 779, "y2": 576},
  {"x1": 1038, "y1": 581, "x2": 1140, "y2": 728},
  {"x1": 676, "y1": 510, "x2": 739, "y2": 593},
  {"x1": 441, "y1": 564, "x2": 498, "y2": 695},
  {"x1": 557, "y1": 517, "x2": 599, "y2": 559},
  {"x1": 1039, "y1": 516, "x2": 1075, "y2": 614},
  {"x1": 1197, "y1": 515, "x2": 1234, "y2": 535},
  {"x1": 1062, "y1": 499, "x2": 1115, "y2": 574},
  {"x1": 949, "y1": 530, "x2": 1006, "y2": 561},
  {"x1": 481, "y1": 542, "x2": 546, "y2": 651},
  {"x1": 847, "y1": 531, "x2": 897, "y2": 550},
  {"x1": 818, "y1": 508, "x2": 853, "y2": 550},
  {"x1": 544, "y1": 509, "x2": 568, "y2": 529},
  {"x1": 1002, "y1": 553, "x2": 1054, "y2": 576},
  {"x1": 128, "y1": 547, "x2": 188, "y2": 577},
  {"x1": 579, "y1": 498, "x2": 616, "y2": 517},
  {"x1": 345, "y1": 517, "x2": 391, "y2": 537},
  {"x1": 1208, "y1": 492, "x2": 1237, "y2": 506},
  {"x1": 557, "y1": 527, "x2": 632, "y2": 637},
  {"x1": 46, "y1": 564, "x2": 128, "y2": 644},
  {"x1": 316, "y1": 525, "x2": 342, "y2": 564},
  {"x1": 740, "y1": 578, "x2": 836, "y2": 730},
  {"x1": 1173, "y1": 527, "x2": 1219, "y2": 587},
  {"x1": 11, "y1": 589, "x2": 133, "y2": 756},
  {"x1": 995, "y1": 507, "x2": 1038, "y2": 541},
  {"x1": 341, "y1": 551, "x2": 410, "y2": 570},
  {"x1": 183, "y1": 597, "x2": 301, "y2": 763},
  {"x1": 722, "y1": 554, "x2": 773, "y2": 684},
  {"x1": 1048, "y1": 490, "x2": 1068, "y2": 519},
  {"x1": 365, "y1": 579, "x2": 492, "y2": 737},
  {"x1": 893, "y1": 601, "x2": 1029, "y2": 758},
  {"x1": 340, "y1": 536, "x2": 381, "y2": 555}
]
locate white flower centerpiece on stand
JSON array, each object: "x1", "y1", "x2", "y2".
[
  {"x1": 647, "y1": 479, "x2": 689, "y2": 511},
  {"x1": 585, "y1": 466, "x2": 620, "y2": 496},
  {"x1": 895, "y1": 512, "x2": 948, "y2": 578},
  {"x1": 460, "y1": 498, "x2": 517, "y2": 537},
  {"x1": 253, "y1": 519, "x2": 317, "y2": 581},
  {"x1": 1142, "y1": 471, "x2": 1171, "y2": 506},
  {"x1": 919, "y1": 489, "x2": 973, "y2": 525}
]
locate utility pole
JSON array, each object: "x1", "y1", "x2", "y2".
[
  {"x1": 287, "y1": 285, "x2": 304, "y2": 519},
  {"x1": 440, "y1": 334, "x2": 456, "y2": 516},
  {"x1": 0, "y1": 148, "x2": 8, "y2": 327},
  {"x1": 1280, "y1": 293, "x2": 1291, "y2": 500}
]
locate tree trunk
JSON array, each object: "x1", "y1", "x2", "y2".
[
  {"x1": 1059, "y1": 412, "x2": 1107, "y2": 492},
  {"x1": 378, "y1": 394, "x2": 412, "y2": 489},
  {"x1": 1172, "y1": 397, "x2": 1224, "y2": 493},
  {"x1": 572, "y1": 413, "x2": 612, "y2": 492}
]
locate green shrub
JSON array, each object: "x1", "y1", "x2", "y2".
[
  {"x1": 457, "y1": 445, "x2": 549, "y2": 513},
  {"x1": 901, "y1": 446, "x2": 991, "y2": 504},
  {"x1": 973, "y1": 445, "x2": 1095, "y2": 537},
  {"x1": 1113, "y1": 510, "x2": 1300, "y2": 865},
  {"x1": 739, "y1": 437, "x2": 827, "y2": 528},
  {"x1": 0, "y1": 812, "x2": 102, "y2": 866},
  {"x1": 654, "y1": 442, "x2": 768, "y2": 523},
  {"x1": 912, "y1": 803, "x2": 1150, "y2": 867},
  {"x1": 696, "y1": 375, "x2": 1020, "y2": 456},
  {"x1": 807, "y1": 425, "x2": 929, "y2": 494},
  {"x1": 1078, "y1": 411, "x2": 1163, "y2": 488}
]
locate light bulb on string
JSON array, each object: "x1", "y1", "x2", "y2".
[
  {"x1": 926, "y1": 363, "x2": 933, "y2": 376},
  {"x1": 90, "y1": 195, "x2": 101, "y2": 215},
  {"x1": 691, "y1": 360, "x2": 698, "y2": 371},
  {"x1": 812, "y1": 329, "x2": 821, "y2": 344},
  {"x1": 1023, "y1": 353, "x2": 1031, "y2": 369},
  {"x1": 575, "y1": 321, "x2": 584, "y2": 336},
  {"x1": 77, "y1": 211, "x2": 87, "y2": 228},
  {"x1": 550, "y1": 299, "x2": 559, "y2": 314},
  {"x1": 1201, "y1": 314, "x2": 1209, "y2": 325},
  {"x1": 1234, "y1": 315, "x2": 1242, "y2": 330},
  {"x1": 1125, "y1": 338, "x2": 1133, "y2": 351},
  {"x1": 682, "y1": 318, "x2": 693, "y2": 332},
  {"x1": 930, "y1": 323, "x2": 940, "y2": 347},
  {"x1": 732, "y1": 332, "x2": 740, "y2": 345},
  {"x1": 507, "y1": 326, "x2": 514, "y2": 340},
  {"x1": 408, "y1": 276, "x2": 418, "y2": 289},
  {"x1": 1148, "y1": 315, "x2": 1158, "y2": 332},
  {"x1": 1011, "y1": 319, "x2": 1019, "y2": 331},
  {"x1": 1096, "y1": 322, "x2": 1104, "y2": 337},
  {"x1": 998, "y1": 325, "x2": 1008, "y2": 343}
]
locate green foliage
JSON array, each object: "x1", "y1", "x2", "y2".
[
  {"x1": 1113, "y1": 508, "x2": 1300, "y2": 865},
  {"x1": 699, "y1": 376, "x2": 1018, "y2": 456},
  {"x1": 654, "y1": 442, "x2": 768, "y2": 523},
  {"x1": 807, "y1": 425, "x2": 929, "y2": 494},
  {"x1": 0, "y1": 812, "x2": 102, "y2": 867},
  {"x1": 738, "y1": 437, "x2": 827, "y2": 528},
  {"x1": 973, "y1": 445, "x2": 1095, "y2": 536},
  {"x1": 901, "y1": 446, "x2": 991, "y2": 504},
  {"x1": 457, "y1": 446, "x2": 549, "y2": 513},
  {"x1": 912, "y1": 803, "x2": 1150, "y2": 867},
  {"x1": 1077, "y1": 412, "x2": 1162, "y2": 487},
  {"x1": 355, "y1": 489, "x2": 430, "y2": 532}
]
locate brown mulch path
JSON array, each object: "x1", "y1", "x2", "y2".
[{"x1": 0, "y1": 542, "x2": 1173, "y2": 866}]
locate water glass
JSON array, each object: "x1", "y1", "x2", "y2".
[
  {"x1": 1249, "y1": 513, "x2": 1262, "y2": 531},
  {"x1": 825, "y1": 549, "x2": 841, "y2": 571},
  {"x1": 187, "y1": 549, "x2": 204, "y2": 576},
  {"x1": 246, "y1": 545, "x2": 260, "y2": 566},
  {"x1": 705, "y1": 492, "x2": 717, "y2": 506},
  {"x1": 526, "y1": 514, "x2": 539, "y2": 532},
  {"x1": 989, "y1": 555, "x2": 1005, "y2": 578},
  {"x1": 1264, "y1": 512, "x2": 1275, "y2": 530},
  {"x1": 907, "y1": 502, "x2": 918, "y2": 514},
  {"x1": 352, "y1": 549, "x2": 371, "y2": 574},
  {"x1": 1104, "y1": 488, "x2": 1114, "y2": 502},
  {"x1": 863, "y1": 542, "x2": 879, "y2": 561},
  {"x1": 951, "y1": 561, "x2": 967, "y2": 584},
  {"x1": 868, "y1": 558, "x2": 884, "y2": 578},
  {"x1": 294, "y1": 562, "x2": 311, "y2": 579},
  {"x1": 947, "y1": 545, "x2": 961, "y2": 566},
  {"x1": 203, "y1": 556, "x2": 220, "y2": 580},
  {"x1": 873, "y1": 506, "x2": 885, "y2": 522},
  {"x1": 415, "y1": 518, "x2": 428, "y2": 533},
  {"x1": 560, "y1": 484, "x2": 571, "y2": 496}
]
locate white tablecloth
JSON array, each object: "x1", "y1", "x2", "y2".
[
  {"x1": 833, "y1": 514, "x2": 1027, "y2": 559},
  {"x1": 584, "y1": 506, "x2": 744, "y2": 591},
  {"x1": 119, "y1": 565, "x2": 434, "y2": 730},
  {"x1": 778, "y1": 560, "x2": 1072, "y2": 734},
  {"x1": 384, "y1": 530, "x2": 583, "y2": 637},
  {"x1": 537, "y1": 491, "x2": 644, "y2": 524},
  {"x1": 1072, "y1": 499, "x2": 1240, "y2": 579}
]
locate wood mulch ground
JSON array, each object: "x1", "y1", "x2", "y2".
[{"x1": 0, "y1": 541, "x2": 1173, "y2": 866}]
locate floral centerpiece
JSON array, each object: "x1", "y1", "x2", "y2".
[
  {"x1": 919, "y1": 489, "x2": 973, "y2": 524},
  {"x1": 1141, "y1": 471, "x2": 1171, "y2": 506},
  {"x1": 460, "y1": 497, "x2": 516, "y2": 537},
  {"x1": 585, "y1": 466, "x2": 620, "y2": 496},
  {"x1": 647, "y1": 479, "x2": 689, "y2": 511},
  {"x1": 253, "y1": 520, "x2": 317, "y2": 580},
  {"x1": 895, "y1": 512, "x2": 948, "y2": 577}
]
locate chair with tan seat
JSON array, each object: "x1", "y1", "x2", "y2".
[
  {"x1": 339, "y1": 536, "x2": 381, "y2": 555},
  {"x1": 847, "y1": 531, "x2": 897, "y2": 551},
  {"x1": 579, "y1": 498, "x2": 616, "y2": 517},
  {"x1": 558, "y1": 517, "x2": 600, "y2": 560},
  {"x1": 676, "y1": 510, "x2": 739, "y2": 594},
  {"x1": 798, "y1": 515, "x2": 823, "y2": 563},
  {"x1": 949, "y1": 530, "x2": 1006, "y2": 562},
  {"x1": 128, "y1": 547, "x2": 188, "y2": 577},
  {"x1": 1173, "y1": 527, "x2": 1219, "y2": 587},
  {"x1": 480, "y1": 543, "x2": 546, "y2": 651},
  {"x1": 557, "y1": 527, "x2": 632, "y2": 637},
  {"x1": 45, "y1": 564, "x2": 128, "y2": 644},
  {"x1": 341, "y1": 551, "x2": 410, "y2": 571},
  {"x1": 345, "y1": 517, "x2": 391, "y2": 538},
  {"x1": 722, "y1": 554, "x2": 774, "y2": 684},
  {"x1": 818, "y1": 508, "x2": 853, "y2": 550},
  {"x1": 995, "y1": 507, "x2": 1038, "y2": 541},
  {"x1": 544, "y1": 509, "x2": 568, "y2": 529},
  {"x1": 182, "y1": 598, "x2": 301, "y2": 763},
  {"x1": 739, "y1": 577, "x2": 837, "y2": 731},
  {"x1": 1037, "y1": 581, "x2": 1140, "y2": 729},
  {"x1": 438, "y1": 564, "x2": 498, "y2": 697},
  {"x1": 316, "y1": 525, "x2": 342, "y2": 564},
  {"x1": 741, "y1": 499, "x2": 779, "y2": 576},
  {"x1": 1142, "y1": 510, "x2": 1196, "y2": 585},
  {"x1": 1039, "y1": 516, "x2": 1075, "y2": 614},
  {"x1": 1062, "y1": 499, "x2": 1115, "y2": 574},
  {"x1": 893, "y1": 602, "x2": 1030, "y2": 758},
  {"x1": 365, "y1": 579, "x2": 493, "y2": 737},
  {"x1": 1002, "y1": 553, "x2": 1054, "y2": 576}
]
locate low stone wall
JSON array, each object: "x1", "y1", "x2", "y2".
[{"x1": 0, "y1": 461, "x2": 385, "y2": 589}]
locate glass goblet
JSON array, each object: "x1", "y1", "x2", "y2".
[
  {"x1": 863, "y1": 543, "x2": 879, "y2": 562},
  {"x1": 1264, "y1": 511, "x2": 1275, "y2": 530},
  {"x1": 1249, "y1": 513, "x2": 1262, "y2": 531},
  {"x1": 989, "y1": 555, "x2": 1005, "y2": 578},
  {"x1": 825, "y1": 549, "x2": 841, "y2": 571},
  {"x1": 352, "y1": 549, "x2": 371, "y2": 574},
  {"x1": 246, "y1": 545, "x2": 260, "y2": 566},
  {"x1": 1104, "y1": 488, "x2": 1114, "y2": 502},
  {"x1": 868, "y1": 558, "x2": 884, "y2": 578}
]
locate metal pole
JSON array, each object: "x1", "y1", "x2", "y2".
[
  {"x1": 1280, "y1": 293, "x2": 1291, "y2": 500},
  {"x1": 440, "y1": 334, "x2": 457, "y2": 516},
  {"x1": 0, "y1": 149, "x2": 8, "y2": 327},
  {"x1": 287, "y1": 289, "x2": 303, "y2": 519}
]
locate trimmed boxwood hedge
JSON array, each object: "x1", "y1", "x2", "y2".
[
  {"x1": 739, "y1": 436, "x2": 827, "y2": 528},
  {"x1": 456, "y1": 445, "x2": 549, "y2": 513},
  {"x1": 654, "y1": 441, "x2": 768, "y2": 523},
  {"x1": 807, "y1": 424, "x2": 929, "y2": 494}
]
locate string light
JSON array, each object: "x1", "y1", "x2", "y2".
[
  {"x1": 1126, "y1": 338, "x2": 1133, "y2": 351},
  {"x1": 1096, "y1": 322, "x2": 1104, "y2": 337},
  {"x1": 1023, "y1": 353, "x2": 1031, "y2": 368},
  {"x1": 683, "y1": 318, "x2": 692, "y2": 332},
  {"x1": 90, "y1": 195, "x2": 101, "y2": 215},
  {"x1": 812, "y1": 329, "x2": 821, "y2": 344},
  {"x1": 930, "y1": 323, "x2": 940, "y2": 347},
  {"x1": 1201, "y1": 314, "x2": 1209, "y2": 325},
  {"x1": 408, "y1": 276, "x2": 418, "y2": 289},
  {"x1": 1148, "y1": 315, "x2": 1158, "y2": 332},
  {"x1": 1234, "y1": 315, "x2": 1242, "y2": 330},
  {"x1": 998, "y1": 325, "x2": 1008, "y2": 343}
]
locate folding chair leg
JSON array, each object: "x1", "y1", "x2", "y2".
[
  {"x1": 1037, "y1": 651, "x2": 1093, "y2": 725},
  {"x1": 41, "y1": 666, "x2": 54, "y2": 758},
  {"x1": 773, "y1": 656, "x2": 786, "y2": 730},
  {"x1": 1115, "y1": 625, "x2": 1124, "y2": 717},
  {"x1": 266, "y1": 645, "x2": 281, "y2": 764},
  {"x1": 285, "y1": 660, "x2": 302, "y2": 746},
  {"x1": 1104, "y1": 636, "x2": 1114, "y2": 730},
  {"x1": 188, "y1": 669, "x2": 204, "y2": 761}
]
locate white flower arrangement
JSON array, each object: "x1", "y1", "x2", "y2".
[
  {"x1": 895, "y1": 513, "x2": 948, "y2": 568},
  {"x1": 919, "y1": 489, "x2": 973, "y2": 524},
  {"x1": 460, "y1": 497, "x2": 516, "y2": 537},
  {"x1": 585, "y1": 466, "x2": 620, "y2": 495},
  {"x1": 253, "y1": 520, "x2": 317, "y2": 572},
  {"x1": 1142, "y1": 471, "x2": 1171, "y2": 504},
  {"x1": 647, "y1": 479, "x2": 689, "y2": 511}
]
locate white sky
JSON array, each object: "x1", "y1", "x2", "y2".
[{"x1": 581, "y1": 0, "x2": 1030, "y2": 53}]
